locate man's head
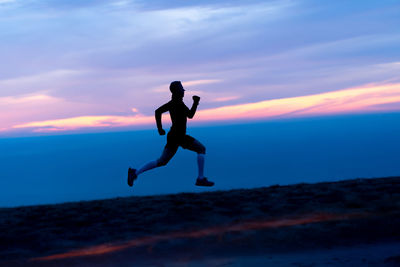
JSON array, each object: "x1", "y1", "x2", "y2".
[{"x1": 170, "y1": 81, "x2": 185, "y2": 98}]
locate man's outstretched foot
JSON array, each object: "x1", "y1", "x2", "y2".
[
  {"x1": 128, "y1": 168, "x2": 137, "y2": 187},
  {"x1": 195, "y1": 177, "x2": 214, "y2": 187}
]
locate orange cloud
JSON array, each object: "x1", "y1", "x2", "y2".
[{"x1": 11, "y1": 82, "x2": 400, "y2": 133}]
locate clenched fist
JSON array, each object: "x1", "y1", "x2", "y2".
[{"x1": 193, "y1": 95, "x2": 200, "y2": 104}]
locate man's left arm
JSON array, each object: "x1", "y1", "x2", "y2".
[{"x1": 188, "y1": 95, "x2": 200, "y2": 119}]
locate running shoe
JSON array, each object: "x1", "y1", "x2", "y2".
[
  {"x1": 195, "y1": 177, "x2": 214, "y2": 187},
  {"x1": 128, "y1": 168, "x2": 137, "y2": 187}
]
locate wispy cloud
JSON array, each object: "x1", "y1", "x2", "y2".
[
  {"x1": 0, "y1": 70, "x2": 83, "y2": 97},
  {"x1": 0, "y1": 94, "x2": 57, "y2": 105},
  {"x1": 198, "y1": 83, "x2": 400, "y2": 122},
  {"x1": 13, "y1": 114, "x2": 153, "y2": 132},
  {"x1": 0, "y1": 93, "x2": 62, "y2": 123},
  {"x1": 10, "y1": 82, "x2": 400, "y2": 133},
  {"x1": 151, "y1": 79, "x2": 222, "y2": 93},
  {"x1": 211, "y1": 96, "x2": 241, "y2": 102},
  {"x1": 0, "y1": 91, "x2": 113, "y2": 134}
]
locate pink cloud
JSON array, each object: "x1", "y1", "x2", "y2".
[
  {"x1": 211, "y1": 96, "x2": 241, "y2": 102},
  {"x1": 9, "y1": 82, "x2": 400, "y2": 134},
  {"x1": 13, "y1": 114, "x2": 154, "y2": 132}
]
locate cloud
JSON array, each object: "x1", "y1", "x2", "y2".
[
  {"x1": 0, "y1": 69, "x2": 83, "y2": 97},
  {"x1": 211, "y1": 96, "x2": 241, "y2": 102},
  {"x1": 197, "y1": 82, "x2": 400, "y2": 122},
  {"x1": 184, "y1": 79, "x2": 223, "y2": 87},
  {"x1": 10, "y1": 82, "x2": 400, "y2": 133},
  {"x1": 0, "y1": 91, "x2": 118, "y2": 134},
  {"x1": 151, "y1": 79, "x2": 222, "y2": 93},
  {"x1": 0, "y1": 94, "x2": 57, "y2": 105},
  {"x1": 13, "y1": 114, "x2": 153, "y2": 132},
  {"x1": 0, "y1": 93, "x2": 62, "y2": 131}
]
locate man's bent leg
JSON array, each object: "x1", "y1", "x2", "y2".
[{"x1": 197, "y1": 153, "x2": 205, "y2": 179}]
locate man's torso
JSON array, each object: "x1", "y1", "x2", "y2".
[{"x1": 168, "y1": 100, "x2": 189, "y2": 135}]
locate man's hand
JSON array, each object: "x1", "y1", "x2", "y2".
[
  {"x1": 193, "y1": 95, "x2": 200, "y2": 104},
  {"x1": 158, "y1": 129, "x2": 166, "y2": 136}
]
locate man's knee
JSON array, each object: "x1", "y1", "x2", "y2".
[{"x1": 198, "y1": 144, "x2": 206, "y2": 154}]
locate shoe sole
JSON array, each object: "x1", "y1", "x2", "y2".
[{"x1": 195, "y1": 181, "x2": 214, "y2": 187}]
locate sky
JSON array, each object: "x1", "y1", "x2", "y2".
[{"x1": 1, "y1": 0, "x2": 400, "y2": 136}]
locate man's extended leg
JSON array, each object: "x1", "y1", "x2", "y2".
[
  {"x1": 137, "y1": 146, "x2": 177, "y2": 175},
  {"x1": 135, "y1": 161, "x2": 157, "y2": 176},
  {"x1": 128, "y1": 146, "x2": 177, "y2": 187}
]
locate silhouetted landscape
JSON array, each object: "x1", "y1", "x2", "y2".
[{"x1": 1, "y1": 176, "x2": 400, "y2": 266}]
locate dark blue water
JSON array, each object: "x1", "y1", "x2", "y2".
[{"x1": 1, "y1": 113, "x2": 400, "y2": 207}]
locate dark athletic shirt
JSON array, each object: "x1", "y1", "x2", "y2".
[{"x1": 156, "y1": 99, "x2": 190, "y2": 135}]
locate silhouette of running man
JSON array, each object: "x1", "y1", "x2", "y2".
[{"x1": 128, "y1": 81, "x2": 214, "y2": 187}]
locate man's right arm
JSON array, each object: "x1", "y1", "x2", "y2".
[{"x1": 155, "y1": 102, "x2": 170, "y2": 135}]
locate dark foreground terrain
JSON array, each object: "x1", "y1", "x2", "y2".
[{"x1": 1, "y1": 177, "x2": 400, "y2": 266}]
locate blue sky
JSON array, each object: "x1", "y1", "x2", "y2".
[{"x1": 0, "y1": 0, "x2": 400, "y2": 135}]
